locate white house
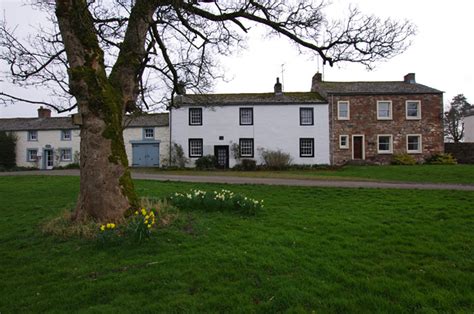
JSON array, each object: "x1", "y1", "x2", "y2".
[
  {"x1": 170, "y1": 79, "x2": 330, "y2": 168},
  {"x1": 464, "y1": 109, "x2": 474, "y2": 142},
  {"x1": 0, "y1": 107, "x2": 169, "y2": 169}
]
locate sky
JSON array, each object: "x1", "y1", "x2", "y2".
[{"x1": 1, "y1": 0, "x2": 473, "y2": 118}]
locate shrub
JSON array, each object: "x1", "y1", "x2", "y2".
[
  {"x1": 0, "y1": 131, "x2": 17, "y2": 169},
  {"x1": 237, "y1": 159, "x2": 257, "y2": 171},
  {"x1": 392, "y1": 153, "x2": 417, "y2": 165},
  {"x1": 195, "y1": 155, "x2": 216, "y2": 169},
  {"x1": 260, "y1": 149, "x2": 292, "y2": 170},
  {"x1": 168, "y1": 143, "x2": 188, "y2": 168},
  {"x1": 169, "y1": 189, "x2": 264, "y2": 215},
  {"x1": 425, "y1": 153, "x2": 457, "y2": 165}
]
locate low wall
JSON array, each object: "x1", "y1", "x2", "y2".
[{"x1": 445, "y1": 143, "x2": 474, "y2": 164}]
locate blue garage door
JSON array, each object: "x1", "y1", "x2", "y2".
[{"x1": 132, "y1": 143, "x2": 160, "y2": 167}]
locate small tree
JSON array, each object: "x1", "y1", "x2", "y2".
[
  {"x1": 444, "y1": 94, "x2": 472, "y2": 142},
  {"x1": 0, "y1": 131, "x2": 17, "y2": 169}
]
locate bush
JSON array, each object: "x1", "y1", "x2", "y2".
[
  {"x1": 169, "y1": 189, "x2": 264, "y2": 215},
  {"x1": 195, "y1": 155, "x2": 216, "y2": 169},
  {"x1": 0, "y1": 131, "x2": 17, "y2": 169},
  {"x1": 260, "y1": 149, "x2": 292, "y2": 170},
  {"x1": 425, "y1": 153, "x2": 457, "y2": 165},
  {"x1": 235, "y1": 159, "x2": 257, "y2": 171},
  {"x1": 168, "y1": 143, "x2": 188, "y2": 168},
  {"x1": 392, "y1": 153, "x2": 417, "y2": 165}
]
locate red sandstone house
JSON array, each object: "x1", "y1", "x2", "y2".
[{"x1": 312, "y1": 73, "x2": 444, "y2": 165}]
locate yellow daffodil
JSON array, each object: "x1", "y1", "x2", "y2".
[
  {"x1": 145, "y1": 215, "x2": 149, "y2": 220},
  {"x1": 147, "y1": 224, "x2": 152, "y2": 228},
  {"x1": 141, "y1": 208, "x2": 147, "y2": 215},
  {"x1": 106, "y1": 223, "x2": 111, "y2": 228},
  {"x1": 150, "y1": 211, "x2": 155, "y2": 217},
  {"x1": 100, "y1": 225, "x2": 105, "y2": 231},
  {"x1": 134, "y1": 211, "x2": 139, "y2": 215},
  {"x1": 110, "y1": 223, "x2": 115, "y2": 229}
]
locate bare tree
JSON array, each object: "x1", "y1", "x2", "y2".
[
  {"x1": 444, "y1": 94, "x2": 472, "y2": 143},
  {"x1": 0, "y1": 0, "x2": 416, "y2": 222}
]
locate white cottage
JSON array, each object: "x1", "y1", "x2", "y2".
[
  {"x1": 464, "y1": 109, "x2": 474, "y2": 142},
  {"x1": 170, "y1": 79, "x2": 330, "y2": 168},
  {"x1": 0, "y1": 108, "x2": 169, "y2": 169}
]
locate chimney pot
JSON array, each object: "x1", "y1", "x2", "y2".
[
  {"x1": 274, "y1": 77, "x2": 282, "y2": 95},
  {"x1": 311, "y1": 72, "x2": 323, "y2": 92},
  {"x1": 38, "y1": 106, "x2": 51, "y2": 118},
  {"x1": 404, "y1": 73, "x2": 416, "y2": 84}
]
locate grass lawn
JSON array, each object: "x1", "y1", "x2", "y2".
[
  {"x1": 1, "y1": 176, "x2": 473, "y2": 312},
  {"x1": 135, "y1": 164, "x2": 474, "y2": 185}
]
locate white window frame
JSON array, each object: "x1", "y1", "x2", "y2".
[
  {"x1": 143, "y1": 127, "x2": 155, "y2": 139},
  {"x1": 61, "y1": 129, "x2": 72, "y2": 141},
  {"x1": 337, "y1": 101, "x2": 350, "y2": 120},
  {"x1": 239, "y1": 108, "x2": 254, "y2": 125},
  {"x1": 239, "y1": 138, "x2": 254, "y2": 157},
  {"x1": 377, "y1": 101, "x2": 392, "y2": 120},
  {"x1": 299, "y1": 107, "x2": 314, "y2": 125},
  {"x1": 189, "y1": 108, "x2": 203, "y2": 125},
  {"x1": 28, "y1": 130, "x2": 38, "y2": 141},
  {"x1": 339, "y1": 135, "x2": 349, "y2": 149},
  {"x1": 299, "y1": 138, "x2": 314, "y2": 157},
  {"x1": 406, "y1": 100, "x2": 421, "y2": 120},
  {"x1": 27, "y1": 149, "x2": 38, "y2": 162},
  {"x1": 188, "y1": 138, "x2": 203, "y2": 158},
  {"x1": 60, "y1": 148, "x2": 72, "y2": 162},
  {"x1": 377, "y1": 134, "x2": 393, "y2": 154},
  {"x1": 406, "y1": 134, "x2": 422, "y2": 154}
]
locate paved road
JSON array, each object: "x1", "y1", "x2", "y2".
[{"x1": 1, "y1": 169, "x2": 473, "y2": 191}]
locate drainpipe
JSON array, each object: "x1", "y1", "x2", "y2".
[{"x1": 169, "y1": 109, "x2": 172, "y2": 167}]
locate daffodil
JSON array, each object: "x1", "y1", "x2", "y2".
[
  {"x1": 147, "y1": 224, "x2": 152, "y2": 228},
  {"x1": 134, "y1": 211, "x2": 139, "y2": 215},
  {"x1": 100, "y1": 225, "x2": 105, "y2": 231},
  {"x1": 110, "y1": 223, "x2": 116, "y2": 229}
]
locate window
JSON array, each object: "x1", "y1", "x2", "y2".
[
  {"x1": 61, "y1": 130, "x2": 71, "y2": 141},
  {"x1": 299, "y1": 138, "x2": 314, "y2": 157},
  {"x1": 300, "y1": 108, "x2": 314, "y2": 125},
  {"x1": 188, "y1": 138, "x2": 203, "y2": 157},
  {"x1": 337, "y1": 101, "x2": 350, "y2": 120},
  {"x1": 28, "y1": 130, "x2": 38, "y2": 141},
  {"x1": 377, "y1": 101, "x2": 392, "y2": 120},
  {"x1": 407, "y1": 134, "x2": 422, "y2": 153},
  {"x1": 239, "y1": 138, "x2": 254, "y2": 157},
  {"x1": 239, "y1": 108, "x2": 253, "y2": 125},
  {"x1": 189, "y1": 108, "x2": 202, "y2": 125},
  {"x1": 406, "y1": 100, "x2": 421, "y2": 120},
  {"x1": 143, "y1": 128, "x2": 154, "y2": 139},
  {"x1": 27, "y1": 149, "x2": 38, "y2": 162},
  {"x1": 60, "y1": 148, "x2": 72, "y2": 161},
  {"x1": 339, "y1": 135, "x2": 349, "y2": 149},
  {"x1": 377, "y1": 135, "x2": 393, "y2": 154}
]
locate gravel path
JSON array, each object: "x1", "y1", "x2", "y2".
[{"x1": 1, "y1": 169, "x2": 473, "y2": 191}]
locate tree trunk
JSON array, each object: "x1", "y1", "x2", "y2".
[
  {"x1": 55, "y1": 0, "x2": 139, "y2": 222},
  {"x1": 74, "y1": 102, "x2": 138, "y2": 222}
]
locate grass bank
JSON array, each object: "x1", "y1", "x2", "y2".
[
  {"x1": 1, "y1": 176, "x2": 473, "y2": 312},
  {"x1": 135, "y1": 164, "x2": 474, "y2": 185}
]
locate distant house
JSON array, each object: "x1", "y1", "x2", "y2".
[
  {"x1": 464, "y1": 109, "x2": 474, "y2": 142},
  {"x1": 311, "y1": 73, "x2": 444, "y2": 164},
  {"x1": 170, "y1": 79, "x2": 330, "y2": 168},
  {"x1": 0, "y1": 108, "x2": 169, "y2": 169}
]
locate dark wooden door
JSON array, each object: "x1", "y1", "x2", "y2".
[
  {"x1": 353, "y1": 136, "x2": 363, "y2": 159},
  {"x1": 214, "y1": 146, "x2": 229, "y2": 169}
]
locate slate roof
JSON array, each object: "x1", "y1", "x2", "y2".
[
  {"x1": 314, "y1": 81, "x2": 443, "y2": 97},
  {"x1": 0, "y1": 113, "x2": 169, "y2": 132},
  {"x1": 179, "y1": 92, "x2": 326, "y2": 106}
]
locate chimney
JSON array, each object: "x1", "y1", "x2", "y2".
[
  {"x1": 274, "y1": 77, "x2": 282, "y2": 95},
  {"x1": 404, "y1": 73, "x2": 416, "y2": 84},
  {"x1": 38, "y1": 106, "x2": 51, "y2": 118},
  {"x1": 311, "y1": 72, "x2": 322, "y2": 92},
  {"x1": 176, "y1": 81, "x2": 186, "y2": 95}
]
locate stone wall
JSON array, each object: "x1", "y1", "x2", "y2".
[
  {"x1": 445, "y1": 143, "x2": 474, "y2": 164},
  {"x1": 330, "y1": 94, "x2": 444, "y2": 165}
]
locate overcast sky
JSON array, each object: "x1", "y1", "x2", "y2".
[{"x1": 1, "y1": 0, "x2": 473, "y2": 118}]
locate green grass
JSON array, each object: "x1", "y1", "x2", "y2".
[
  {"x1": 1, "y1": 176, "x2": 473, "y2": 312},
  {"x1": 135, "y1": 164, "x2": 474, "y2": 185}
]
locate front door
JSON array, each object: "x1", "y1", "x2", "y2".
[
  {"x1": 214, "y1": 145, "x2": 229, "y2": 169},
  {"x1": 43, "y1": 149, "x2": 54, "y2": 170},
  {"x1": 353, "y1": 136, "x2": 364, "y2": 160}
]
